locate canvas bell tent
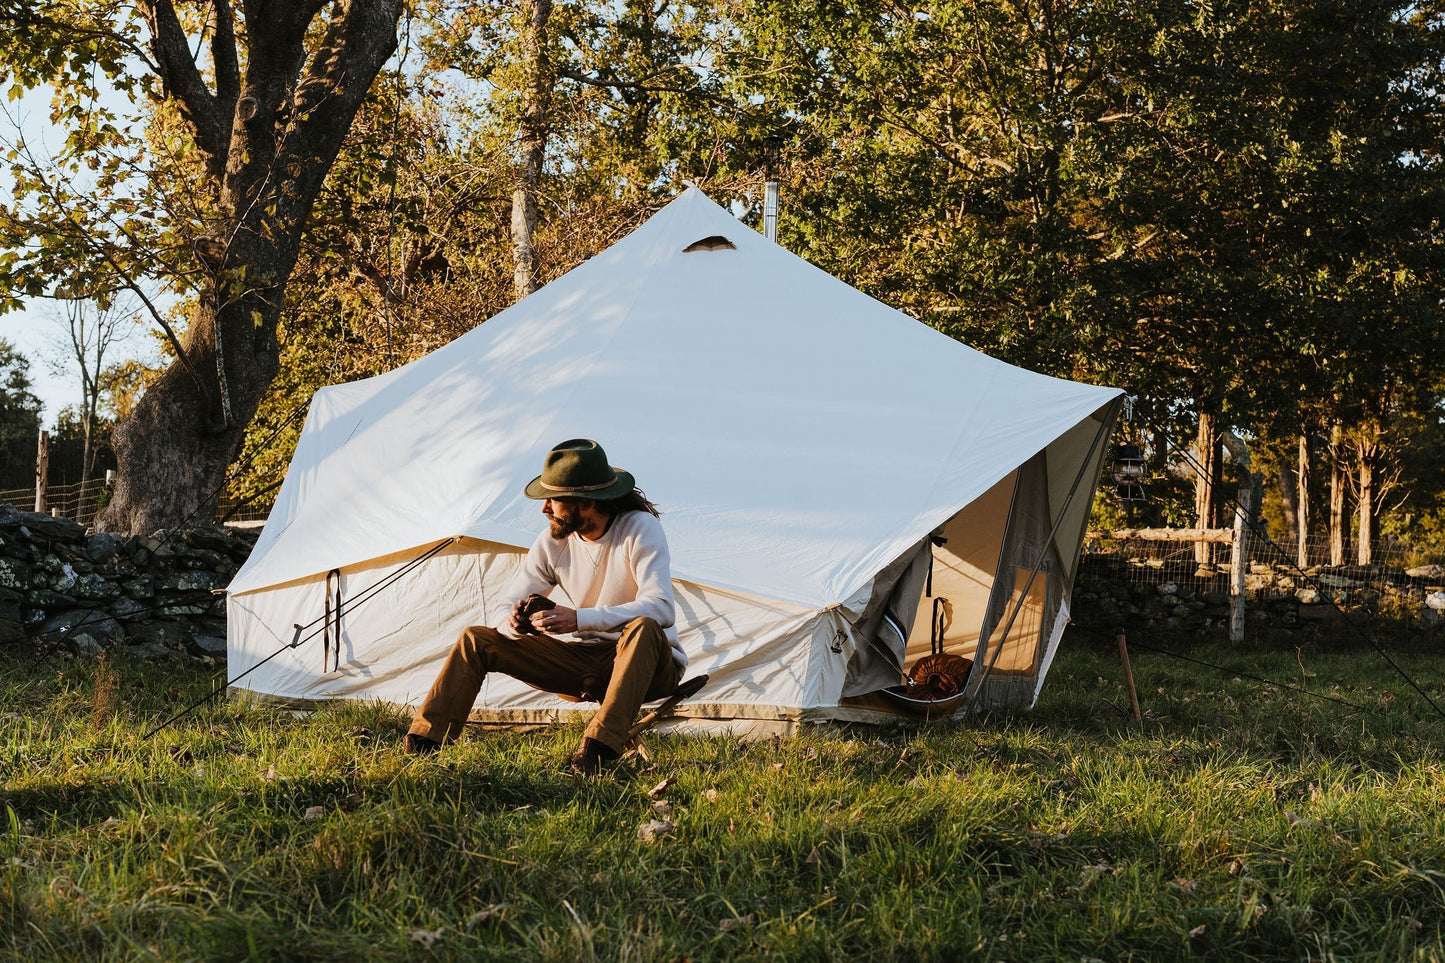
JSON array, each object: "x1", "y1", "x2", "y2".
[{"x1": 226, "y1": 187, "x2": 1123, "y2": 733}]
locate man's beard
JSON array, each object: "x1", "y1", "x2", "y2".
[{"x1": 549, "y1": 507, "x2": 583, "y2": 540}]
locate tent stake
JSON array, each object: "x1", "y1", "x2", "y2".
[{"x1": 1114, "y1": 627, "x2": 1142, "y2": 722}]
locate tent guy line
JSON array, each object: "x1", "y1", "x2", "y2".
[
  {"x1": 1120, "y1": 638, "x2": 1374, "y2": 714},
  {"x1": 144, "y1": 535, "x2": 458, "y2": 739}
]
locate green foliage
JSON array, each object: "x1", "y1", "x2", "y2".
[
  {"x1": 7, "y1": 0, "x2": 1445, "y2": 541},
  {"x1": 0, "y1": 5, "x2": 172, "y2": 313},
  {"x1": 2, "y1": 642, "x2": 1443, "y2": 958}
]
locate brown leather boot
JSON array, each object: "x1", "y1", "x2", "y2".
[
  {"x1": 566, "y1": 737, "x2": 619, "y2": 776},
  {"x1": 404, "y1": 733, "x2": 442, "y2": 756}
]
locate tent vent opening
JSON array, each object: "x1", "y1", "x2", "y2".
[{"x1": 683, "y1": 235, "x2": 736, "y2": 253}]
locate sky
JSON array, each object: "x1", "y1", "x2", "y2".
[{"x1": 1, "y1": 82, "x2": 158, "y2": 425}]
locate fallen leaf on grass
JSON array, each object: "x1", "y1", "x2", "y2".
[
  {"x1": 303, "y1": 806, "x2": 324, "y2": 820},
  {"x1": 409, "y1": 928, "x2": 444, "y2": 946},
  {"x1": 1284, "y1": 810, "x2": 1316, "y2": 829},
  {"x1": 718, "y1": 913, "x2": 756, "y2": 932},
  {"x1": 647, "y1": 776, "x2": 675, "y2": 798},
  {"x1": 259, "y1": 767, "x2": 277, "y2": 782},
  {"x1": 652, "y1": 800, "x2": 673, "y2": 818},
  {"x1": 467, "y1": 905, "x2": 509, "y2": 928},
  {"x1": 1188, "y1": 924, "x2": 1206, "y2": 938},
  {"x1": 703, "y1": 788, "x2": 719, "y2": 802},
  {"x1": 637, "y1": 818, "x2": 674, "y2": 844},
  {"x1": 1175, "y1": 877, "x2": 1196, "y2": 892}
]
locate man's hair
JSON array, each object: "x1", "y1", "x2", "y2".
[
  {"x1": 565, "y1": 488, "x2": 661, "y2": 518},
  {"x1": 613, "y1": 488, "x2": 661, "y2": 517}
]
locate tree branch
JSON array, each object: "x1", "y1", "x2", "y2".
[
  {"x1": 273, "y1": 1, "x2": 404, "y2": 233},
  {"x1": 211, "y1": 0, "x2": 241, "y2": 112},
  {"x1": 138, "y1": 0, "x2": 230, "y2": 182},
  {"x1": 555, "y1": 65, "x2": 725, "y2": 105}
]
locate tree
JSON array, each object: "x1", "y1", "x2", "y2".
[
  {"x1": 48, "y1": 295, "x2": 141, "y2": 491},
  {"x1": 1, "y1": 1, "x2": 404, "y2": 533},
  {"x1": 727, "y1": 0, "x2": 1445, "y2": 553},
  {"x1": 0, "y1": 338, "x2": 43, "y2": 490}
]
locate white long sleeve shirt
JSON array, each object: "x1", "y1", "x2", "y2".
[{"x1": 500, "y1": 509, "x2": 685, "y2": 667}]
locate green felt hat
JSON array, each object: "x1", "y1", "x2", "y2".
[{"x1": 524, "y1": 439, "x2": 635, "y2": 501}]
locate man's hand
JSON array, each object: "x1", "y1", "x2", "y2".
[{"x1": 530, "y1": 605, "x2": 578, "y2": 636}]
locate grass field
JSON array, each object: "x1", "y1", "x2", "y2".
[{"x1": 2, "y1": 635, "x2": 1443, "y2": 961}]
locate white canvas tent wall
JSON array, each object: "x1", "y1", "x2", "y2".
[{"x1": 226, "y1": 187, "x2": 1123, "y2": 733}]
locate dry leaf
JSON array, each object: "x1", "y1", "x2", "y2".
[
  {"x1": 260, "y1": 767, "x2": 277, "y2": 782},
  {"x1": 637, "y1": 818, "x2": 674, "y2": 844},
  {"x1": 703, "y1": 788, "x2": 719, "y2": 802},
  {"x1": 1188, "y1": 924, "x2": 1206, "y2": 938},
  {"x1": 1175, "y1": 877, "x2": 1196, "y2": 892},
  {"x1": 408, "y1": 928, "x2": 444, "y2": 946},
  {"x1": 467, "y1": 905, "x2": 508, "y2": 928},
  {"x1": 719, "y1": 913, "x2": 756, "y2": 932},
  {"x1": 303, "y1": 805, "x2": 325, "y2": 820},
  {"x1": 647, "y1": 777, "x2": 676, "y2": 798},
  {"x1": 652, "y1": 800, "x2": 673, "y2": 818}
]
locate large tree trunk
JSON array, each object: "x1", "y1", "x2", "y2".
[
  {"x1": 1328, "y1": 423, "x2": 1348, "y2": 566},
  {"x1": 1357, "y1": 457, "x2": 1374, "y2": 565},
  {"x1": 1356, "y1": 424, "x2": 1380, "y2": 566},
  {"x1": 511, "y1": 0, "x2": 553, "y2": 302},
  {"x1": 105, "y1": 247, "x2": 287, "y2": 533},
  {"x1": 1193, "y1": 409, "x2": 1218, "y2": 564},
  {"x1": 1296, "y1": 431, "x2": 1310, "y2": 569},
  {"x1": 99, "y1": 0, "x2": 403, "y2": 534},
  {"x1": 1278, "y1": 455, "x2": 1298, "y2": 554}
]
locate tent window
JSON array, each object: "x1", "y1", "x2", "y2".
[{"x1": 683, "y1": 235, "x2": 736, "y2": 252}]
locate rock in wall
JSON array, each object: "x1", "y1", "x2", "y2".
[{"x1": 0, "y1": 504, "x2": 257, "y2": 662}]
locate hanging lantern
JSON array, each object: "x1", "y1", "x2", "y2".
[{"x1": 1112, "y1": 443, "x2": 1148, "y2": 502}]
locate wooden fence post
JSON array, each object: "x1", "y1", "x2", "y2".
[{"x1": 34, "y1": 429, "x2": 49, "y2": 514}]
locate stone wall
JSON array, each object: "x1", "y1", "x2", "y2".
[
  {"x1": 0, "y1": 504, "x2": 258, "y2": 662},
  {"x1": 5, "y1": 499, "x2": 1442, "y2": 660},
  {"x1": 1070, "y1": 552, "x2": 1445, "y2": 644}
]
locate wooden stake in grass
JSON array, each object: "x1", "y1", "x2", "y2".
[
  {"x1": 90, "y1": 659, "x2": 120, "y2": 732},
  {"x1": 1114, "y1": 630, "x2": 1142, "y2": 722}
]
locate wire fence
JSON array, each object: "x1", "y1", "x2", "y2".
[
  {"x1": 0, "y1": 483, "x2": 272, "y2": 529},
  {"x1": 0, "y1": 479, "x2": 110, "y2": 527},
  {"x1": 1083, "y1": 530, "x2": 1445, "y2": 601}
]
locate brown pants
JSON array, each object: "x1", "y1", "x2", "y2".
[{"x1": 408, "y1": 616, "x2": 681, "y2": 754}]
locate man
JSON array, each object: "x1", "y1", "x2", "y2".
[{"x1": 404, "y1": 439, "x2": 685, "y2": 775}]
